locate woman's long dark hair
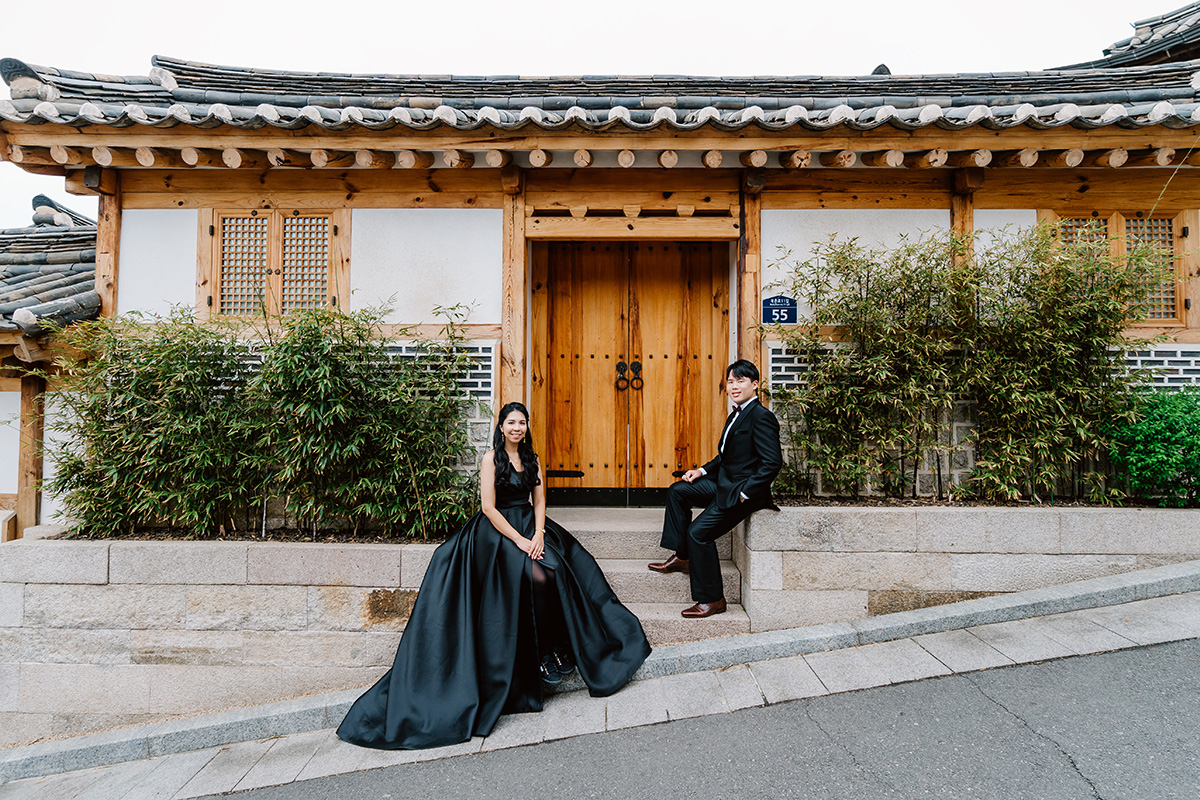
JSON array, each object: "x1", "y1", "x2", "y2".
[{"x1": 492, "y1": 402, "x2": 541, "y2": 489}]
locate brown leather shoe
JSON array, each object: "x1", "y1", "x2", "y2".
[
  {"x1": 681, "y1": 599, "x2": 727, "y2": 618},
  {"x1": 648, "y1": 556, "x2": 690, "y2": 574}
]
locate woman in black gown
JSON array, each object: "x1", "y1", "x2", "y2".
[{"x1": 337, "y1": 402, "x2": 651, "y2": 750}]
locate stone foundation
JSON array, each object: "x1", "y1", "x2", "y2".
[
  {"x1": 4, "y1": 506, "x2": 1199, "y2": 748},
  {"x1": 0, "y1": 540, "x2": 434, "y2": 748},
  {"x1": 735, "y1": 506, "x2": 1200, "y2": 632}
]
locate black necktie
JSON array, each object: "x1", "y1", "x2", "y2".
[{"x1": 720, "y1": 405, "x2": 742, "y2": 452}]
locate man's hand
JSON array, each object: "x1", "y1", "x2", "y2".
[{"x1": 681, "y1": 469, "x2": 704, "y2": 483}]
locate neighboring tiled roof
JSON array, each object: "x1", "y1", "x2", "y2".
[
  {"x1": 3, "y1": 54, "x2": 1200, "y2": 133},
  {"x1": 0, "y1": 196, "x2": 97, "y2": 336},
  {"x1": 1062, "y1": 2, "x2": 1200, "y2": 69}
]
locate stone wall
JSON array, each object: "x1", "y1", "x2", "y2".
[
  {"x1": 0, "y1": 540, "x2": 435, "y2": 749},
  {"x1": 735, "y1": 506, "x2": 1200, "y2": 632}
]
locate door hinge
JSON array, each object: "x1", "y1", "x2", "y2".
[
  {"x1": 207, "y1": 295, "x2": 213, "y2": 307},
  {"x1": 208, "y1": 225, "x2": 215, "y2": 236},
  {"x1": 333, "y1": 225, "x2": 338, "y2": 236}
]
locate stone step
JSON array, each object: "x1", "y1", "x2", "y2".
[
  {"x1": 597, "y1": 558, "x2": 741, "y2": 604},
  {"x1": 625, "y1": 602, "x2": 751, "y2": 646},
  {"x1": 556, "y1": 508, "x2": 732, "y2": 560}
]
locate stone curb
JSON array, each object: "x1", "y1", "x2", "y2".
[{"x1": 3, "y1": 558, "x2": 1199, "y2": 785}]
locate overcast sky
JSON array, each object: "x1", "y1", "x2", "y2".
[{"x1": 0, "y1": 0, "x2": 1156, "y2": 226}]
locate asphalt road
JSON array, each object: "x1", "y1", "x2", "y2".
[{"x1": 214, "y1": 638, "x2": 1200, "y2": 800}]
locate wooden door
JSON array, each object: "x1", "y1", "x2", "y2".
[{"x1": 531, "y1": 241, "x2": 729, "y2": 502}]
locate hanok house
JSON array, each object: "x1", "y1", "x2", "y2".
[
  {"x1": 0, "y1": 195, "x2": 97, "y2": 538},
  {"x1": 3, "y1": 4, "x2": 1200, "y2": 525}
]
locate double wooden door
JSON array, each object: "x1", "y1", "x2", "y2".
[{"x1": 531, "y1": 241, "x2": 729, "y2": 502}]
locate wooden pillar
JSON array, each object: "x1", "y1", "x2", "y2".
[
  {"x1": 951, "y1": 168, "x2": 983, "y2": 264},
  {"x1": 95, "y1": 180, "x2": 123, "y2": 317},
  {"x1": 500, "y1": 168, "x2": 527, "y2": 407},
  {"x1": 737, "y1": 174, "x2": 763, "y2": 367},
  {"x1": 16, "y1": 375, "x2": 45, "y2": 536}
]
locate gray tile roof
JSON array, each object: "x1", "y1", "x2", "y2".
[
  {"x1": 1063, "y1": 2, "x2": 1200, "y2": 69},
  {"x1": 0, "y1": 196, "x2": 98, "y2": 336},
  {"x1": 3, "y1": 53, "x2": 1200, "y2": 133}
]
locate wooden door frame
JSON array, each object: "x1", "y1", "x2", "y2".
[{"x1": 499, "y1": 171, "x2": 761, "y2": 411}]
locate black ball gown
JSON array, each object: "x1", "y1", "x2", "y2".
[{"x1": 336, "y1": 470, "x2": 652, "y2": 750}]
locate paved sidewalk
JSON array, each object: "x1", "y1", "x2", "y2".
[{"x1": 2, "y1": 590, "x2": 1198, "y2": 799}]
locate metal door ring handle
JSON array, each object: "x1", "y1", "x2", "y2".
[
  {"x1": 616, "y1": 377, "x2": 630, "y2": 390},
  {"x1": 630, "y1": 376, "x2": 643, "y2": 390}
]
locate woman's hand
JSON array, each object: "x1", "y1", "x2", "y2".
[{"x1": 528, "y1": 530, "x2": 545, "y2": 560}]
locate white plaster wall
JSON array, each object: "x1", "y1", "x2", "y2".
[
  {"x1": 0, "y1": 392, "x2": 19, "y2": 495},
  {"x1": 350, "y1": 209, "x2": 502, "y2": 325},
  {"x1": 39, "y1": 393, "x2": 70, "y2": 525},
  {"x1": 761, "y1": 208, "x2": 953, "y2": 307},
  {"x1": 975, "y1": 209, "x2": 1038, "y2": 251},
  {"x1": 117, "y1": 209, "x2": 199, "y2": 317}
]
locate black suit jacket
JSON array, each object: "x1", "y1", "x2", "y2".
[{"x1": 701, "y1": 399, "x2": 783, "y2": 510}]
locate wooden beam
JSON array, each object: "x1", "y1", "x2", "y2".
[
  {"x1": 16, "y1": 374, "x2": 45, "y2": 536},
  {"x1": 526, "y1": 216, "x2": 741, "y2": 239},
  {"x1": 6, "y1": 145, "x2": 57, "y2": 166},
  {"x1": 135, "y1": 147, "x2": 187, "y2": 168},
  {"x1": 569, "y1": 205, "x2": 588, "y2": 217},
  {"x1": 861, "y1": 149, "x2": 905, "y2": 167},
  {"x1": 443, "y1": 149, "x2": 475, "y2": 168},
  {"x1": 354, "y1": 149, "x2": 395, "y2": 169},
  {"x1": 1126, "y1": 148, "x2": 1176, "y2": 167},
  {"x1": 267, "y1": 148, "x2": 307, "y2": 168},
  {"x1": 485, "y1": 150, "x2": 512, "y2": 168},
  {"x1": 947, "y1": 149, "x2": 992, "y2": 168},
  {"x1": 657, "y1": 150, "x2": 679, "y2": 169},
  {"x1": 528, "y1": 149, "x2": 553, "y2": 168},
  {"x1": 310, "y1": 149, "x2": 356, "y2": 168},
  {"x1": 95, "y1": 186, "x2": 122, "y2": 317},
  {"x1": 676, "y1": 204, "x2": 695, "y2": 217},
  {"x1": 905, "y1": 148, "x2": 948, "y2": 169},
  {"x1": 13, "y1": 337, "x2": 53, "y2": 363},
  {"x1": 572, "y1": 149, "x2": 593, "y2": 167},
  {"x1": 501, "y1": 177, "x2": 526, "y2": 406},
  {"x1": 49, "y1": 144, "x2": 89, "y2": 165},
  {"x1": 739, "y1": 150, "x2": 768, "y2": 168},
  {"x1": 1039, "y1": 149, "x2": 1085, "y2": 168},
  {"x1": 1081, "y1": 148, "x2": 1128, "y2": 168},
  {"x1": 738, "y1": 184, "x2": 762, "y2": 364},
  {"x1": 396, "y1": 150, "x2": 435, "y2": 169},
  {"x1": 702, "y1": 150, "x2": 723, "y2": 168},
  {"x1": 994, "y1": 149, "x2": 1039, "y2": 168},
  {"x1": 91, "y1": 146, "x2": 140, "y2": 167},
  {"x1": 222, "y1": 148, "x2": 269, "y2": 169},
  {"x1": 181, "y1": 147, "x2": 225, "y2": 167},
  {"x1": 623, "y1": 205, "x2": 641, "y2": 218},
  {"x1": 818, "y1": 150, "x2": 857, "y2": 168},
  {"x1": 617, "y1": 149, "x2": 636, "y2": 168},
  {"x1": 10, "y1": 124, "x2": 1200, "y2": 155},
  {"x1": 779, "y1": 150, "x2": 811, "y2": 169}
]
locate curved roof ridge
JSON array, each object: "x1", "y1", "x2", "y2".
[{"x1": 1060, "y1": 1, "x2": 1200, "y2": 69}]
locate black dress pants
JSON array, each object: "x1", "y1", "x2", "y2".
[{"x1": 660, "y1": 476, "x2": 758, "y2": 603}]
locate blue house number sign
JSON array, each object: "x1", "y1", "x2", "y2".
[{"x1": 762, "y1": 295, "x2": 798, "y2": 325}]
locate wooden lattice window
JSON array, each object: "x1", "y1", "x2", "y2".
[
  {"x1": 1052, "y1": 211, "x2": 1190, "y2": 327},
  {"x1": 200, "y1": 209, "x2": 349, "y2": 318},
  {"x1": 1124, "y1": 216, "x2": 1178, "y2": 322}
]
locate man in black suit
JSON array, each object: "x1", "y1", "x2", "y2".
[{"x1": 649, "y1": 359, "x2": 782, "y2": 618}]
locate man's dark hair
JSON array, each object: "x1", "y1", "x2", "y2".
[{"x1": 725, "y1": 359, "x2": 760, "y2": 382}]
